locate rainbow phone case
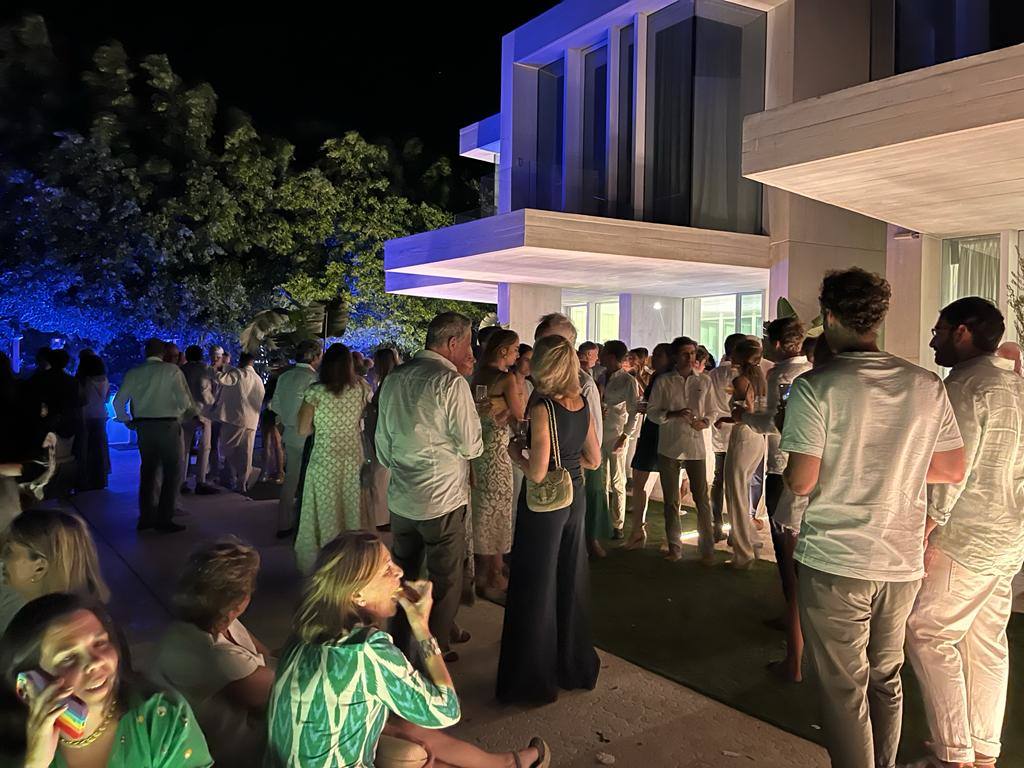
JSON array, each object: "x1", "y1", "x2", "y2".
[{"x1": 16, "y1": 669, "x2": 89, "y2": 740}]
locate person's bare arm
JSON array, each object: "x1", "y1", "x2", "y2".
[
  {"x1": 926, "y1": 447, "x2": 966, "y2": 485},
  {"x1": 220, "y1": 666, "x2": 276, "y2": 713},
  {"x1": 502, "y1": 371, "x2": 527, "y2": 424},
  {"x1": 784, "y1": 452, "x2": 821, "y2": 497},
  {"x1": 580, "y1": 415, "x2": 601, "y2": 469}
]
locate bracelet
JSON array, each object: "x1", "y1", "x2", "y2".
[{"x1": 418, "y1": 636, "x2": 442, "y2": 659}]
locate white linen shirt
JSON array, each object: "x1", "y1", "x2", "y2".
[
  {"x1": 706, "y1": 362, "x2": 735, "y2": 453},
  {"x1": 647, "y1": 370, "x2": 713, "y2": 460},
  {"x1": 602, "y1": 368, "x2": 640, "y2": 445},
  {"x1": 211, "y1": 365, "x2": 265, "y2": 431},
  {"x1": 375, "y1": 350, "x2": 483, "y2": 521},
  {"x1": 740, "y1": 355, "x2": 812, "y2": 475},
  {"x1": 112, "y1": 357, "x2": 195, "y2": 422},
  {"x1": 270, "y1": 364, "x2": 318, "y2": 443},
  {"x1": 929, "y1": 354, "x2": 1024, "y2": 577},
  {"x1": 780, "y1": 351, "x2": 963, "y2": 582}
]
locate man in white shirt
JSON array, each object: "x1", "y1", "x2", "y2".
[
  {"x1": 212, "y1": 353, "x2": 265, "y2": 493},
  {"x1": 113, "y1": 338, "x2": 196, "y2": 533},
  {"x1": 648, "y1": 336, "x2": 715, "y2": 563},
  {"x1": 781, "y1": 268, "x2": 965, "y2": 768},
  {"x1": 376, "y1": 312, "x2": 483, "y2": 659},
  {"x1": 707, "y1": 333, "x2": 748, "y2": 541},
  {"x1": 906, "y1": 298, "x2": 1024, "y2": 768},
  {"x1": 207, "y1": 345, "x2": 226, "y2": 476},
  {"x1": 737, "y1": 317, "x2": 810, "y2": 592},
  {"x1": 270, "y1": 339, "x2": 322, "y2": 537},
  {"x1": 180, "y1": 345, "x2": 220, "y2": 495},
  {"x1": 600, "y1": 340, "x2": 639, "y2": 537}
]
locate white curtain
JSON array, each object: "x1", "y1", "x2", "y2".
[{"x1": 941, "y1": 234, "x2": 1000, "y2": 307}]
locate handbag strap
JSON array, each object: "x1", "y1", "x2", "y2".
[{"x1": 544, "y1": 398, "x2": 562, "y2": 470}]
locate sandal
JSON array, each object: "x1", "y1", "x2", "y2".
[
  {"x1": 623, "y1": 523, "x2": 648, "y2": 550},
  {"x1": 530, "y1": 737, "x2": 552, "y2": 768}
]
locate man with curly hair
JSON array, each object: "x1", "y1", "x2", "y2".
[{"x1": 780, "y1": 268, "x2": 966, "y2": 768}]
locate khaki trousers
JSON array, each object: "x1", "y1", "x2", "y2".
[
  {"x1": 219, "y1": 423, "x2": 257, "y2": 492},
  {"x1": 277, "y1": 431, "x2": 307, "y2": 530},
  {"x1": 724, "y1": 424, "x2": 765, "y2": 565},
  {"x1": 906, "y1": 548, "x2": 1013, "y2": 763},
  {"x1": 656, "y1": 454, "x2": 713, "y2": 558},
  {"x1": 603, "y1": 444, "x2": 628, "y2": 531},
  {"x1": 799, "y1": 566, "x2": 920, "y2": 768}
]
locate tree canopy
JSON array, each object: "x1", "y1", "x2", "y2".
[{"x1": 0, "y1": 15, "x2": 489, "y2": 367}]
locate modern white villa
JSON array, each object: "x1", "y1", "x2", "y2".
[{"x1": 384, "y1": 0, "x2": 1024, "y2": 368}]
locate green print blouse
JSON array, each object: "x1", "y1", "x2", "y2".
[{"x1": 266, "y1": 626, "x2": 461, "y2": 768}]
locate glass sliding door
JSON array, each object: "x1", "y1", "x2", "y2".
[
  {"x1": 536, "y1": 58, "x2": 565, "y2": 211},
  {"x1": 566, "y1": 304, "x2": 588, "y2": 339},
  {"x1": 595, "y1": 301, "x2": 620, "y2": 343},
  {"x1": 691, "y1": 0, "x2": 765, "y2": 233},
  {"x1": 685, "y1": 291, "x2": 764, "y2": 359},
  {"x1": 941, "y1": 234, "x2": 1000, "y2": 307},
  {"x1": 582, "y1": 46, "x2": 609, "y2": 217},
  {"x1": 616, "y1": 25, "x2": 635, "y2": 220},
  {"x1": 644, "y1": 0, "x2": 695, "y2": 226}
]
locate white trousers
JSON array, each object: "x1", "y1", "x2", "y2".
[
  {"x1": 906, "y1": 548, "x2": 1013, "y2": 763},
  {"x1": 723, "y1": 423, "x2": 765, "y2": 565},
  {"x1": 219, "y1": 424, "x2": 258, "y2": 492}
]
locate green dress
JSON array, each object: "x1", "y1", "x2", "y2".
[
  {"x1": 50, "y1": 691, "x2": 211, "y2": 768},
  {"x1": 266, "y1": 626, "x2": 461, "y2": 768}
]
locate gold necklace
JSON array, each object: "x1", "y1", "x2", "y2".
[{"x1": 61, "y1": 698, "x2": 118, "y2": 749}]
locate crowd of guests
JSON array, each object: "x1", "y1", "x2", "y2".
[{"x1": 1, "y1": 265, "x2": 1023, "y2": 768}]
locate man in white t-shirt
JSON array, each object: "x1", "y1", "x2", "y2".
[
  {"x1": 781, "y1": 268, "x2": 965, "y2": 768},
  {"x1": 906, "y1": 298, "x2": 1024, "y2": 768}
]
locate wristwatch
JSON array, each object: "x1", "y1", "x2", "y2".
[{"x1": 418, "y1": 636, "x2": 442, "y2": 659}]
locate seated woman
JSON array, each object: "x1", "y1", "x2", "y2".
[
  {"x1": 155, "y1": 538, "x2": 274, "y2": 768},
  {"x1": 0, "y1": 509, "x2": 110, "y2": 636},
  {"x1": 0, "y1": 593, "x2": 212, "y2": 767},
  {"x1": 266, "y1": 531, "x2": 550, "y2": 768}
]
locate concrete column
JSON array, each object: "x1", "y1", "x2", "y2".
[
  {"x1": 884, "y1": 227, "x2": 941, "y2": 370},
  {"x1": 498, "y1": 283, "x2": 564, "y2": 342},
  {"x1": 763, "y1": 0, "x2": 887, "y2": 327},
  {"x1": 619, "y1": 293, "x2": 682, "y2": 351}
]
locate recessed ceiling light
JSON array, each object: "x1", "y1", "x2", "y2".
[{"x1": 653, "y1": 301, "x2": 663, "y2": 310}]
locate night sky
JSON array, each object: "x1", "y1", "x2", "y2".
[{"x1": 3, "y1": 1, "x2": 558, "y2": 163}]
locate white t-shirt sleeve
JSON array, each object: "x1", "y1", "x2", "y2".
[
  {"x1": 779, "y1": 377, "x2": 825, "y2": 459},
  {"x1": 933, "y1": 386, "x2": 965, "y2": 452}
]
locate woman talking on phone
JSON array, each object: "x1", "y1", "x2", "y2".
[
  {"x1": 265, "y1": 531, "x2": 550, "y2": 768},
  {"x1": 0, "y1": 593, "x2": 212, "y2": 767}
]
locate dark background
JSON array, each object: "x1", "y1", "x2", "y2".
[{"x1": 1, "y1": 1, "x2": 559, "y2": 163}]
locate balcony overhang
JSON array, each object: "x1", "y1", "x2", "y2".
[
  {"x1": 459, "y1": 114, "x2": 501, "y2": 163},
  {"x1": 742, "y1": 43, "x2": 1024, "y2": 237},
  {"x1": 384, "y1": 209, "x2": 770, "y2": 299},
  {"x1": 384, "y1": 273, "x2": 498, "y2": 304}
]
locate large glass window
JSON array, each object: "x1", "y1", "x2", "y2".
[
  {"x1": 536, "y1": 58, "x2": 565, "y2": 211},
  {"x1": 566, "y1": 304, "x2": 588, "y2": 339},
  {"x1": 616, "y1": 25, "x2": 635, "y2": 220},
  {"x1": 582, "y1": 46, "x2": 609, "y2": 217},
  {"x1": 645, "y1": 1, "x2": 694, "y2": 226},
  {"x1": 691, "y1": 0, "x2": 765, "y2": 233},
  {"x1": 595, "y1": 301, "x2": 620, "y2": 343},
  {"x1": 872, "y1": 0, "x2": 1024, "y2": 79},
  {"x1": 644, "y1": 0, "x2": 765, "y2": 233},
  {"x1": 941, "y1": 234, "x2": 1000, "y2": 308},
  {"x1": 684, "y1": 291, "x2": 764, "y2": 359}
]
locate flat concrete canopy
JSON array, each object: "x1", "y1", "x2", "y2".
[
  {"x1": 742, "y1": 43, "x2": 1024, "y2": 238},
  {"x1": 384, "y1": 208, "x2": 770, "y2": 300}
]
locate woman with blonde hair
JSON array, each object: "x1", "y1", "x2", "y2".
[
  {"x1": 0, "y1": 508, "x2": 109, "y2": 635},
  {"x1": 157, "y1": 537, "x2": 274, "y2": 768},
  {"x1": 265, "y1": 531, "x2": 550, "y2": 768},
  {"x1": 715, "y1": 337, "x2": 768, "y2": 569},
  {"x1": 501, "y1": 334, "x2": 602, "y2": 704},
  {"x1": 470, "y1": 329, "x2": 525, "y2": 600}
]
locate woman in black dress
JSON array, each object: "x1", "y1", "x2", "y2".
[
  {"x1": 623, "y1": 342, "x2": 673, "y2": 549},
  {"x1": 499, "y1": 334, "x2": 602, "y2": 705}
]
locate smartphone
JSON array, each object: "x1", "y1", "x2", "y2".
[
  {"x1": 16, "y1": 669, "x2": 88, "y2": 740},
  {"x1": 474, "y1": 385, "x2": 488, "y2": 403},
  {"x1": 779, "y1": 383, "x2": 792, "y2": 402}
]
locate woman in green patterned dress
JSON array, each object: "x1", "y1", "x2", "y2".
[
  {"x1": 0, "y1": 593, "x2": 212, "y2": 768},
  {"x1": 266, "y1": 531, "x2": 550, "y2": 768}
]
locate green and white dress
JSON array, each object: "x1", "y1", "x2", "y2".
[{"x1": 266, "y1": 626, "x2": 460, "y2": 768}]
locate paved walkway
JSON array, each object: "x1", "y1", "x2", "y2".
[{"x1": 64, "y1": 448, "x2": 833, "y2": 767}]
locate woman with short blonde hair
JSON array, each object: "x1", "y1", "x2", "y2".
[
  {"x1": 266, "y1": 531, "x2": 550, "y2": 768},
  {"x1": 157, "y1": 537, "x2": 274, "y2": 768},
  {"x1": 0, "y1": 509, "x2": 109, "y2": 635},
  {"x1": 502, "y1": 333, "x2": 602, "y2": 704}
]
